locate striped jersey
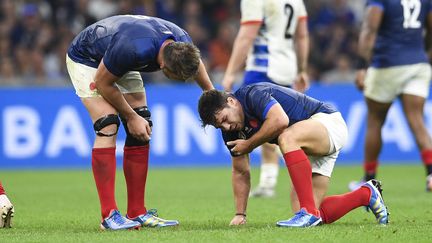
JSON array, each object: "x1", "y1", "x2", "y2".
[{"x1": 241, "y1": 0, "x2": 307, "y2": 86}]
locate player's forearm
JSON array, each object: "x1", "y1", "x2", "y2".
[
  {"x1": 358, "y1": 29, "x2": 376, "y2": 61},
  {"x1": 358, "y1": 7, "x2": 381, "y2": 61},
  {"x1": 248, "y1": 118, "x2": 288, "y2": 150},
  {"x1": 195, "y1": 60, "x2": 214, "y2": 91},
  {"x1": 225, "y1": 36, "x2": 254, "y2": 78},
  {"x1": 295, "y1": 34, "x2": 309, "y2": 73},
  {"x1": 232, "y1": 156, "x2": 251, "y2": 214}
]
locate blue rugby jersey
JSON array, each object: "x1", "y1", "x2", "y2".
[
  {"x1": 67, "y1": 15, "x2": 192, "y2": 77},
  {"x1": 367, "y1": 0, "x2": 432, "y2": 67},
  {"x1": 222, "y1": 82, "x2": 337, "y2": 156}
]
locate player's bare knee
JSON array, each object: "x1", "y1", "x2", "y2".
[
  {"x1": 277, "y1": 129, "x2": 299, "y2": 150},
  {"x1": 121, "y1": 106, "x2": 152, "y2": 146},
  {"x1": 93, "y1": 114, "x2": 120, "y2": 137}
]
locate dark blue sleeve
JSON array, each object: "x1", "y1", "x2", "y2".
[
  {"x1": 367, "y1": 0, "x2": 384, "y2": 10},
  {"x1": 103, "y1": 34, "x2": 137, "y2": 77},
  {"x1": 245, "y1": 87, "x2": 278, "y2": 121},
  {"x1": 222, "y1": 131, "x2": 241, "y2": 157}
]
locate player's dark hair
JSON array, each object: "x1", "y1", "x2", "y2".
[
  {"x1": 163, "y1": 42, "x2": 200, "y2": 81},
  {"x1": 198, "y1": 89, "x2": 232, "y2": 127}
]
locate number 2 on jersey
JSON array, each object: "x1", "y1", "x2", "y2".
[
  {"x1": 401, "y1": 0, "x2": 421, "y2": 29},
  {"x1": 284, "y1": 3, "x2": 294, "y2": 39}
]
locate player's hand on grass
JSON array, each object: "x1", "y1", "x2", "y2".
[
  {"x1": 127, "y1": 114, "x2": 152, "y2": 141},
  {"x1": 294, "y1": 71, "x2": 310, "y2": 93},
  {"x1": 355, "y1": 69, "x2": 366, "y2": 91},
  {"x1": 229, "y1": 215, "x2": 246, "y2": 226},
  {"x1": 227, "y1": 139, "x2": 252, "y2": 156},
  {"x1": 222, "y1": 74, "x2": 236, "y2": 92}
]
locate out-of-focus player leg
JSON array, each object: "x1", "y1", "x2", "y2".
[
  {"x1": 249, "y1": 143, "x2": 279, "y2": 198},
  {"x1": 400, "y1": 94, "x2": 432, "y2": 191},
  {"x1": 0, "y1": 182, "x2": 14, "y2": 228},
  {"x1": 349, "y1": 98, "x2": 391, "y2": 191}
]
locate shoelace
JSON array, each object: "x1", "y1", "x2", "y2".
[
  {"x1": 146, "y1": 209, "x2": 159, "y2": 217},
  {"x1": 111, "y1": 211, "x2": 127, "y2": 225},
  {"x1": 290, "y1": 210, "x2": 307, "y2": 223}
]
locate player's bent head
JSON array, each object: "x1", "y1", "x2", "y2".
[
  {"x1": 198, "y1": 89, "x2": 232, "y2": 128},
  {"x1": 162, "y1": 42, "x2": 200, "y2": 81}
]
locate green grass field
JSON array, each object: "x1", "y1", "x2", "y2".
[{"x1": 0, "y1": 164, "x2": 431, "y2": 242}]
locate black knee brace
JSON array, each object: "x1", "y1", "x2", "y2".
[
  {"x1": 93, "y1": 114, "x2": 120, "y2": 137},
  {"x1": 120, "y1": 106, "x2": 152, "y2": 146}
]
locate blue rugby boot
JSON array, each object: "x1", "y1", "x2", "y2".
[
  {"x1": 128, "y1": 209, "x2": 179, "y2": 228},
  {"x1": 362, "y1": 180, "x2": 389, "y2": 225},
  {"x1": 276, "y1": 208, "x2": 322, "y2": 227},
  {"x1": 100, "y1": 209, "x2": 141, "y2": 230}
]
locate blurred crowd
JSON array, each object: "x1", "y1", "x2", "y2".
[{"x1": 0, "y1": 0, "x2": 364, "y2": 86}]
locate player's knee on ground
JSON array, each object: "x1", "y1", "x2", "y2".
[
  {"x1": 121, "y1": 106, "x2": 152, "y2": 146},
  {"x1": 93, "y1": 114, "x2": 120, "y2": 137}
]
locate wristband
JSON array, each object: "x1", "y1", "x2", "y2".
[
  {"x1": 356, "y1": 56, "x2": 369, "y2": 69},
  {"x1": 235, "y1": 213, "x2": 246, "y2": 217}
]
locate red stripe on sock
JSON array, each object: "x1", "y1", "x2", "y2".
[
  {"x1": 364, "y1": 161, "x2": 378, "y2": 174},
  {"x1": 319, "y1": 186, "x2": 370, "y2": 224},
  {"x1": 421, "y1": 150, "x2": 432, "y2": 165},
  {"x1": 283, "y1": 149, "x2": 319, "y2": 217},
  {"x1": 0, "y1": 181, "x2": 5, "y2": 195},
  {"x1": 123, "y1": 145, "x2": 149, "y2": 218},
  {"x1": 92, "y1": 147, "x2": 118, "y2": 218}
]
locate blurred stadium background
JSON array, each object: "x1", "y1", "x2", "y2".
[{"x1": 1, "y1": 0, "x2": 429, "y2": 168}]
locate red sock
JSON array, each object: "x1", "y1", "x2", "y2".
[
  {"x1": 364, "y1": 160, "x2": 378, "y2": 179},
  {"x1": 123, "y1": 145, "x2": 149, "y2": 218},
  {"x1": 92, "y1": 147, "x2": 118, "y2": 218},
  {"x1": 0, "y1": 181, "x2": 5, "y2": 195},
  {"x1": 319, "y1": 186, "x2": 371, "y2": 224},
  {"x1": 421, "y1": 150, "x2": 432, "y2": 175},
  {"x1": 283, "y1": 149, "x2": 319, "y2": 216},
  {"x1": 421, "y1": 150, "x2": 432, "y2": 165}
]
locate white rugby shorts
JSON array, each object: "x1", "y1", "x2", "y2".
[
  {"x1": 308, "y1": 112, "x2": 348, "y2": 177},
  {"x1": 364, "y1": 63, "x2": 432, "y2": 103},
  {"x1": 66, "y1": 54, "x2": 144, "y2": 98}
]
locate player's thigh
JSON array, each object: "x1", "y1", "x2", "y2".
[
  {"x1": 279, "y1": 113, "x2": 347, "y2": 156},
  {"x1": 365, "y1": 98, "x2": 392, "y2": 122},
  {"x1": 278, "y1": 119, "x2": 329, "y2": 155},
  {"x1": 118, "y1": 71, "x2": 147, "y2": 108},
  {"x1": 400, "y1": 94, "x2": 427, "y2": 125}
]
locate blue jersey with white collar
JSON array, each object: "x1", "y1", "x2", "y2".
[
  {"x1": 222, "y1": 82, "x2": 337, "y2": 156},
  {"x1": 368, "y1": 0, "x2": 432, "y2": 68},
  {"x1": 67, "y1": 15, "x2": 192, "y2": 77}
]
